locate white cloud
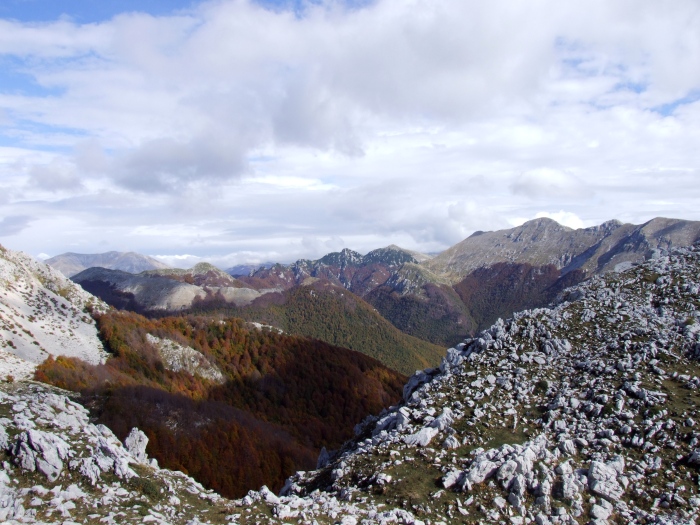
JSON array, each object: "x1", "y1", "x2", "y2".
[
  {"x1": 534, "y1": 211, "x2": 587, "y2": 230},
  {"x1": 0, "y1": 0, "x2": 699, "y2": 261}
]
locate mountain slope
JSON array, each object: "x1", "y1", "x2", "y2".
[
  {"x1": 0, "y1": 244, "x2": 107, "y2": 380},
  {"x1": 370, "y1": 217, "x2": 700, "y2": 342},
  {"x1": 230, "y1": 242, "x2": 700, "y2": 523},
  {"x1": 45, "y1": 251, "x2": 171, "y2": 277},
  {"x1": 6, "y1": 242, "x2": 700, "y2": 524},
  {"x1": 425, "y1": 216, "x2": 700, "y2": 281},
  {"x1": 222, "y1": 279, "x2": 446, "y2": 375},
  {"x1": 35, "y1": 309, "x2": 406, "y2": 497},
  {"x1": 72, "y1": 267, "x2": 265, "y2": 311},
  {"x1": 0, "y1": 381, "x2": 232, "y2": 524}
]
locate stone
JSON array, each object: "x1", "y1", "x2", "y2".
[
  {"x1": 465, "y1": 456, "x2": 499, "y2": 484},
  {"x1": 11, "y1": 429, "x2": 71, "y2": 482},
  {"x1": 590, "y1": 503, "x2": 612, "y2": 520},
  {"x1": 124, "y1": 428, "x2": 148, "y2": 464},
  {"x1": 443, "y1": 469, "x2": 464, "y2": 489},
  {"x1": 404, "y1": 426, "x2": 439, "y2": 447},
  {"x1": 588, "y1": 461, "x2": 624, "y2": 501},
  {"x1": 430, "y1": 408, "x2": 454, "y2": 430},
  {"x1": 442, "y1": 435, "x2": 460, "y2": 449}
]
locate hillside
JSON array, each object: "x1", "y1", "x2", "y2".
[
  {"x1": 0, "y1": 244, "x2": 108, "y2": 380},
  {"x1": 72, "y1": 267, "x2": 265, "y2": 311},
  {"x1": 7, "y1": 240, "x2": 700, "y2": 524},
  {"x1": 372, "y1": 217, "x2": 700, "y2": 342},
  {"x1": 215, "y1": 280, "x2": 446, "y2": 375},
  {"x1": 223, "y1": 241, "x2": 700, "y2": 523},
  {"x1": 45, "y1": 250, "x2": 170, "y2": 277},
  {"x1": 35, "y1": 309, "x2": 406, "y2": 497},
  {"x1": 234, "y1": 217, "x2": 700, "y2": 349}
]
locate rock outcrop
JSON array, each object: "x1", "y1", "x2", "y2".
[
  {"x1": 0, "y1": 382, "x2": 224, "y2": 524},
  {"x1": 0, "y1": 245, "x2": 108, "y2": 380}
]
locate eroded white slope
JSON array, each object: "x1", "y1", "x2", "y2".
[
  {"x1": 146, "y1": 334, "x2": 225, "y2": 383},
  {"x1": 0, "y1": 245, "x2": 108, "y2": 380}
]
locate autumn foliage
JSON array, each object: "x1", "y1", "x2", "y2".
[{"x1": 36, "y1": 310, "x2": 406, "y2": 497}]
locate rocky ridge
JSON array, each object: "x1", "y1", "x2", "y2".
[
  {"x1": 425, "y1": 217, "x2": 700, "y2": 282},
  {"x1": 0, "y1": 245, "x2": 108, "y2": 380},
  {"x1": 232, "y1": 243, "x2": 700, "y2": 523},
  {"x1": 0, "y1": 381, "x2": 229, "y2": 524},
  {"x1": 71, "y1": 267, "x2": 269, "y2": 312}
]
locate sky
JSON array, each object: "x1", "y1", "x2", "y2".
[{"x1": 0, "y1": 0, "x2": 699, "y2": 268}]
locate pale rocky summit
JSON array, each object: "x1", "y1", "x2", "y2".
[
  {"x1": 45, "y1": 251, "x2": 171, "y2": 278},
  {"x1": 0, "y1": 245, "x2": 108, "y2": 380}
]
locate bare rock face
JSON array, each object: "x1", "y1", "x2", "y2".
[
  {"x1": 0, "y1": 383, "x2": 226, "y2": 524},
  {"x1": 0, "y1": 244, "x2": 108, "y2": 380},
  {"x1": 124, "y1": 428, "x2": 149, "y2": 465}
]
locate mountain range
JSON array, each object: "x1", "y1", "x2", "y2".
[
  {"x1": 64, "y1": 216, "x2": 700, "y2": 372},
  {"x1": 0, "y1": 242, "x2": 406, "y2": 499},
  {"x1": 2, "y1": 233, "x2": 700, "y2": 523}
]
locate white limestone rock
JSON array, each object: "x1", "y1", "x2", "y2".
[{"x1": 124, "y1": 427, "x2": 149, "y2": 464}]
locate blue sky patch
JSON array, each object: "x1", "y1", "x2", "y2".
[{"x1": 653, "y1": 90, "x2": 700, "y2": 116}]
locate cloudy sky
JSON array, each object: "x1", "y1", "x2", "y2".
[{"x1": 0, "y1": 0, "x2": 699, "y2": 268}]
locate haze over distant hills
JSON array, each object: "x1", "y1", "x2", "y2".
[
  {"x1": 45, "y1": 251, "x2": 171, "y2": 277},
  {"x1": 226, "y1": 262, "x2": 275, "y2": 277}
]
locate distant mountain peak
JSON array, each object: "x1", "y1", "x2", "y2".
[{"x1": 517, "y1": 216, "x2": 572, "y2": 231}]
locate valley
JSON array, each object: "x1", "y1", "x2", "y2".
[{"x1": 1, "y1": 234, "x2": 700, "y2": 523}]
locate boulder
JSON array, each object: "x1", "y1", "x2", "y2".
[
  {"x1": 11, "y1": 429, "x2": 72, "y2": 482},
  {"x1": 404, "y1": 426, "x2": 439, "y2": 447},
  {"x1": 124, "y1": 428, "x2": 149, "y2": 464},
  {"x1": 588, "y1": 461, "x2": 624, "y2": 501}
]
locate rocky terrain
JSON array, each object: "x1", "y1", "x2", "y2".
[
  {"x1": 227, "y1": 241, "x2": 700, "y2": 523},
  {"x1": 0, "y1": 245, "x2": 108, "y2": 381},
  {"x1": 0, "y1": 381, "x2": 231, "y2": 524},
  {"x1": 46, "y1": 251, "x2": 171, "y2": 278},
  {"x1": 3, "y1": 239, "x2": 700, "y2": 523}
]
